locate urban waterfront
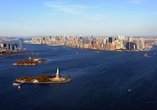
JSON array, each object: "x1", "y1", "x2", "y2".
[{"x1": 1, "y1": 40, "x2": 157, "y2": 110}]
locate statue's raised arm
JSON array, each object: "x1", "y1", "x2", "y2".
[{"x1": 56, "y1": 67, "x2": 59, "y2": 74}]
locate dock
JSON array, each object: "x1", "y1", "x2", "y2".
[
  {"x1": 13, "y1": 81, "x2": 25, "y2": 86},
  {"x1": 65, "y1": 75, "x2": 71, "y2": 78}
]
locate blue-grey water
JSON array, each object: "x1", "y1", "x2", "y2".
[{"x1": 1, "y1": 40, "x2": 157, "y2": 110}]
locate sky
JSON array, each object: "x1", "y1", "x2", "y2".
[{"x1": 0, "y1": 0, "x2": 157, "y2": 36}]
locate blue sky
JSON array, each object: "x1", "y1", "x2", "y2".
[{"x1": 0, "y1": 0, "x2": 157, "y2": 36}]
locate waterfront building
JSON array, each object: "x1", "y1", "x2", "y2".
[
  {"x1": 14, "y1": 44, "x2": 18, "y2": 52},
  {"x1": 126, "y1": 42, "x2": 137, "y2": 49},
  {"x1": 19, "y1": 38, "x2": 24, "y2": 51},
  {"x1": 104, "y1": 38, "x2": 108, "y2": 44},
  {"x1": 72, "y1": 34, "x2": 74, "y2": 40},
  {"x1": 49, "y1": 36, "x2": 52, "y2": 40},
  {"x1": 32, "y1": 37, "x2": 35, "y2": 41},
  {"x1": 118, "y1": 35, "x2": 125, "y2": 41},
  {"x1": 137, "y1": 39, "x2": 140, "y2": 50},
  {"x1": 139, "y1": 38, "x2": 145, "y2": 49},
  {"x1": 0, "y1": 43, "x2": 5, "y2": 48},
  {"x1": 129, "y1": 36, "x2": 133, "y2": 42},
  {"x1": 109, "y1": 37, "x2": 112, "y2": 43},
  {"x1": 103, "y1": 38, "x2": 108, "y2": 50},
  {"x1": 7, "y1": 42, "x2": 12, "y2": 51},
  {"x1": 83, "y1": 38, "x2": 85, "y2": 48},
  {"x1": 43, "y1": 37, "x2": 46, "y2": 40}
]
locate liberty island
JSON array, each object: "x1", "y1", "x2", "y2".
[{"x1": 14, "y1": 67, "x2": 72, "y2": 84}]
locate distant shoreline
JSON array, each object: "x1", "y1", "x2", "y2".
[{"x1": 0, "y1": 53, "x2": 40, "y2": 57}]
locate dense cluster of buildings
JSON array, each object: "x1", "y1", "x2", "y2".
[
  {"x1": 0, "y1": 37, "x2": 17, "y2": 42},
  {"x1": 0, "y1": 38, "x2": 24, "y2": 53},
  {"x1": 25, "y1": 35, "x2": 153, "y2": 51}
]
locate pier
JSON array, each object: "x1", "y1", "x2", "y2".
[{"x1": 65, "y1": 75, "x2": 71, "y2": 78}]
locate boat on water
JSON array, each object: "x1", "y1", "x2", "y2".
[
  {"x1": 48, "y1": 44, "x2": 58, "y2": 46},
  {"x1": 144, "y1": 54, "x2": 147, "y2": 56},
  {"x1": 13, "y1": 83, "x2": 20, "y2": 86},
  {"x1": 18, "y1": 86, "x2": 20, "y2": 89}
]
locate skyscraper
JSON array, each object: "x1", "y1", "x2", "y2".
[
  {"x1": 109, "y1": 37, "x2": 112, "y2": 43},
  {"x1": 19, "y1": 38, "x2": 24, "y2": 51},
  {"x1": 139, "y1": 38, "x2": 144, "y2": 49},
  {"x1": 49, "y1": 36, "x2": 52, "y2": 40}
]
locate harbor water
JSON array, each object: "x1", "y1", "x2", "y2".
[{"x1": 1, "y1": 40, "x2": 157, "y2": 110}]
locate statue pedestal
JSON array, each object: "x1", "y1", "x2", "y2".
[{"x1": 56, "y1": 74, "x2": 59, "y2": 78}]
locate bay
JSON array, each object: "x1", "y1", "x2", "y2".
[{"x1": 1, "y1": 40, "x2": 157, "y2": 110}]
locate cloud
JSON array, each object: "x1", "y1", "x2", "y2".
[
  {"x1": 15, "y1": 17, "x2": 34, "y2": 20},
  {"x1": 86, "y1": 16, "x2": 102, "y2": 21},
  {"x1": 44, "y1": 1, "x2": 86, "y2": 14},
  {"x1": 129, "y1": 0, "x2": 146, "y2": 4},
  {"x1": 76, "y1": 14, "x2": 103, "y2": 23},
  {"x1": 97, "y1": 14, "x2": 102, "y2": 16},
  {"x1": 75, "y1": 20, "x2": 84, "y2": 23}
]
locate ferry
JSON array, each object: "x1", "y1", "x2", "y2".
[
  {"x1": 13, "y1": 83, "x2": 20, "y2": 86},
  {"x1": 144, "y1": 54, "x2": 147, "y2": 56}
]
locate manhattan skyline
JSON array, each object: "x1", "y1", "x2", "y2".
[{"x1": 0, "y1": 0, "x2": 157, "y2": 36}]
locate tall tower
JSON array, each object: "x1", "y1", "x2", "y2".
[
  {"x1": 109, "y1": 37, "x2": 112, "y2": 43},
  {"x1": 139, "y1": 38, "x2": 144, "y2": 49},
  {"x1": 137, "y1": 39, "x2": 140, "y2": 50},
  {"x1": 19, "y1": 38, "x2": 24, "y2": 51},
  {"x1": 72, "y1": 34, "x2": 74, "y2": 40}
]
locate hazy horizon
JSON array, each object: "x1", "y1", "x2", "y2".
[{"x1": 1, "y1": 35, "x2": 157, "y2": 38}]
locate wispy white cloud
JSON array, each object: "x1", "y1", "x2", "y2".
[
  {"x1": 96, "y1": 14, "x2": 102, "y2": 16},
  {"x1": 86, "y1": 16, "x2": 102, "y2": 21},
  {"x1": 44, "y1": 1, "x2": 86, "y2": 14},
  {"x1": 15, "y1": 17, "x2": 34, "y2": 20},
  {"x1": 129, "y1": 0, "x2": 146, "y2": 4},
  {"x1": 75, "y1": 20, "x2": 84, "y2": 23},
  {"x1": 76, "y1": 14, "x2": 103, "y2": 23}
]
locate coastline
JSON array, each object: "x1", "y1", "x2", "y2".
[
  {"x1": 61, "y1": 45, "x2": 149, "y2": 52},
  {"x1": 0, "y1": 53, "x2": 40, "y2": 57},
  {"x1": 16, "y1": 78, "x2": 72, "y2": 84},
  {"x1": 28, "y1": 79, "x2": 72, "y2": 84}
]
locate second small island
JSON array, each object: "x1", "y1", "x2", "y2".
[{"x1": 13, "y1": 58, "x2": 48, "y2": 66}]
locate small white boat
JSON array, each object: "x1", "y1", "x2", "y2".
[
  {"x1": 13, "y1": 83, "x2": 19, "y2": 86},
  {"x1": 18, "y1": 86, "x2": 20, "y2": 89},
  {"x1": 128, "y1": 89, "x2": 131, "y2": 91}
]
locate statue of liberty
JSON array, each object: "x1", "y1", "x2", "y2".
[{"x1": 56, "y1": 67, "x2": 59, "y2": 74}]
